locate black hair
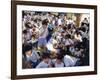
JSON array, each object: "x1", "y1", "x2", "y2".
[
  {"x1": 79, "y1": 27, "x2": 86, "y2": 32},
  {"x1": 25, "y1": 22, "x2": 31, "y2": 28},
  {"x1": 22, "y1": 43, "x2": 32, "y2": 56},
  {"x1": 84, "y1": 18, "x2": 87, "y2": 20},
  {"x1": 22, "y1": 11, "x2": 26, "y2": 18},
  {"x1": 67, "y1": 24, "x2": 72, "y2": 30},
  {"x1": 23, "y1": 30, "x2": 27, "y2": 34},
  {"x1": 65, "y1": 34, "x2": 71, "y2": 39},
  {"x1": 42, "y1": 19, "x2": 49, "y2": 25},
  {"x1": 56, "y1": 54, "x2": 63, "y2": 60},
  {"x1": 63, "y1": 26, "x2": 67, "y2": 31},
  {"x1": 34, "y1": 19, "x2": 38, "y2": 23},
  {"x1": 42, "y1": 53, "x2": 50, "y2": 59}
]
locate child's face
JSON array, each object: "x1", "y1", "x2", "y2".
[
  {"x1": 44, "y1": 58, "x2": 49, "y2": 64},
  {"x1": 25, "y1": 50, "x2": 32, "y2": 56},
  {"x1": 56, "y1": 59, "x2": 61, "y2": 64},
  {"x1": 43, "y1": 25, "x2": 47, "y2": 29}
]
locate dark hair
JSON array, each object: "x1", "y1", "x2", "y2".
[
  {"x1": 22, "y1": 43, "x2": 32, "y2": 55},
  {"x1": 84, "y1": 18, "x2": 87, "y2": 20},
  {"x1": 56, "y1": 54, "x2": 63, "y2": 60},
  {"x1": 22, "y1": 11, "x2": 26, "y2": 18},
  {"x1": 63, "y1": 27, "x2": 67, "y2": 31},
  {"x1": 67, "y1": 24, "x2": 72, "y2": 30},
  {"x1": 25, "y1": 22, "x2": 31, "y2": 28},
  {"x1": 65, "y1": 34, "x2": 71, "y2": 39},
  {"x1": 34, "y1": 19, "x2": 38, "y2": 23},
  {"x1": 23, "y1": 30, "x2": 27, "y2": 34},
  {"x1": 80, "y1": 27, "x2": 86, "y2": 32},
  {"x1": 42, "y1": 19, "x2": 49, "y2": 25},
  {"x1": 42, "y1": 53, "x2": 50, "y2": 59}
]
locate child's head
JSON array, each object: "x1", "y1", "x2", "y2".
[
  {"x1": 42, "y1": 19, "x2": 49, "y2": 28},
  {"x1": 23, "y1": 30, "x2": 27, "y2": 35},
  {"x1": 42, "y1": 53, "x2": 50, "y2": 64},
  {"x1": 56, "y1": 54, "x2": 63, "y2": 64},
  {"x1": 25, "y1": 22, "x2": 32, "y2": 29},
  {"x1": 23, "y1": 44, "x2": 32, "y2": 57}
]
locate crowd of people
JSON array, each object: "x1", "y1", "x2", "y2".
[{"x1": 22, "y1": 11, "x2": 90, "y2": 69}]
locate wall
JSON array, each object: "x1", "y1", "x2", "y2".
[{"x1": 0, "y1": 0, "x2": 99, "y2": 80}]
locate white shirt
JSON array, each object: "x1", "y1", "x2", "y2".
[
  {"x1": 82, "y1": 19, "x2": 89, "y2": 24},
  {"x1": 67, "y1": 19, "x2": 74, "y2": 25},
  {"x1": 63, "y1": 55, "x2": 78, "y2": 67},
  {"x1": 58, "y1": 19, "x2": 62, "y2": 25},
  {"x1": 55, "y1": 62, "x2": 64, "y2": 67},
  {"x1": 51, "y1": 59, "x2": 64, "y2": 67},
  {"x1": 65, "y1": 39, "x2": 74, "y2": 46},
  {"x1": 46, "y1": 38, "x2": 57, "y2": 52},
  {"x1": 36, "y1": 61, "x2": 49, "y2": 68},
  {"x1": 39, "y1": 27, "x2": 48, "y2": 39},
  {"x1": 26, "y1": 50, "x2": 40, "y2": 62}
]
